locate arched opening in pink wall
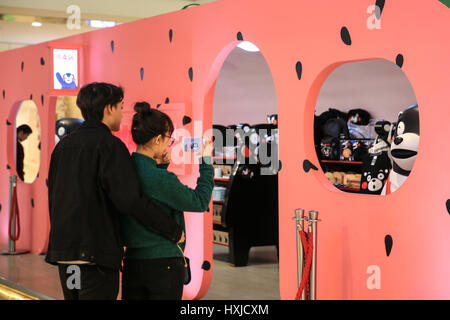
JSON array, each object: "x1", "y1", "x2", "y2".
[
  {"x1": 305, "y1": 58, "x2": 419, "y2": 197},
  {"x1": 203, "y1": 40, "x2": 280, "y2": 299}
]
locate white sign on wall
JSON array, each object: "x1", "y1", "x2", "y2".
[{"x1": 53, "y1": 48, "x2": 79, "y2": 90}]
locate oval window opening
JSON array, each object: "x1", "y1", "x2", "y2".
[
  {"x1": 15, "y1": 100, "x2": 41, "y2": 183},
  {"x1": 314, "y1": 59, "x2": 419, "y2": 195}
]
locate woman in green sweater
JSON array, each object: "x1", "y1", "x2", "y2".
[{"x1": 120, "y1": 102, "x2": 214, "y2": 300}]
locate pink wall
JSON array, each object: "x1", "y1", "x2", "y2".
[{"x1": 0, "y1": 0, "x2": 449, "y2": 300}]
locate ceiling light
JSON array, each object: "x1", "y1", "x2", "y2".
[
  {"x1": 31, "y1": 21, "x2": 42, "y2": 27},
  {"x1": 237, "y1": 41, "x2": 260, "y2": 52},
  {"x1": 86, "y1": 20, "x2": 117, "y2": 28}
]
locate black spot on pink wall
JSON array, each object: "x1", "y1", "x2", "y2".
[
  {"x1": 303, "y1": 160, "x2": 318, "y2": 172},
  {"x1": 446, "y1": 199, "x2": 450, "y2": 215},
  {"x1": 202, "y1": 261, "x2": 211, "y2": 271},
  {"x1": 375, "y1": 0, "x2": 385, "y2": 19},
  {"x1": 41, "y1": 94, "x2": 44, "y2": 106},
  {"x1": 2, "y1": 89, "x2": 5, "y2": 99},
  {"x1": 7, "y1": 164, "x2": 11, "y2": 169},
  {"x1": 6, "y1": 120, "x2": 11, "y2": 126},
  {"x1": 31, "y1": 198, "x2": 34, "y2": 208},
  {"x1": 140, "y1": 67, "x2": 144, "y2": 81},
  {"x1": 165, "y1": 97, "x2": 170, "y2": 104},
  {"x1": 183, "y1": 116, "x2": 192, "y2": 126},
  {"x1": 40, "y1": 57, "x2": 45, "y2": 65},
  {"x1": 278, "y1": 160, "x2": 282, "y2": 172},
  {"x1": 385, "y1": 235, "x2": 393, "y2": 256},
  {"x1": 30, "y1": 94, "x2": 33, "y2": 100},
  {"x1": 188, "y1": 67, "x2": 193, "y2": 82},
  {"x1": 156, "y1": 104, "x2": 161, "y2": 108},
  {"x1": 21, "y1": 61, "x2": 24, "y2": 72},
  {"x1": 110, "y1": 40, "x2": 115, "y2": 53},
  {"x1": 396, "y1": 54, "x2": 404, "y2": 68},
  {"x1": 169, "y1": 29, "x2": 173, "y2": 43},
  {"x1": 296, "y1": 61, "x2": 303, "y2": 80},
  {"x1": 237, "y1": 32, "x2": 244, "y2": 41},
  {"x1": 340, "y1": 27, "x2": 352, "y2": 45}
]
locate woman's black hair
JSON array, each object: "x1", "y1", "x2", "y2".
[
  {"x1": 76, "y1": 82, "x2": 124, "y2": 121},
  {"x1": 131, "y1": 102, "x2": 174, "y2": 145}
]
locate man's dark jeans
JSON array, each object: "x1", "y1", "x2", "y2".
[{"x1": 58, "y1": 264, "x2": 119, "y2": 300}]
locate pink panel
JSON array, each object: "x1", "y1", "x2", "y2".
[{"x1": 0, "y1": 0, "x2": 449, "y2": 300}]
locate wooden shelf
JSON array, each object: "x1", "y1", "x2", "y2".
[
  {"x1": 321, "y1": 160, "x2": 363, "y2": 164},
  {"x1": 213, "y1": 156, "x2": 236, "y2": 160},
  {"x1": 213, "y1": 242, "x2": 229, "y2": 247},
  {"x1": 336, "y1": 186, "x2": 361, "y2": 192}
]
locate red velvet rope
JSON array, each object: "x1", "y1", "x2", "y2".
[
  {"x1": 9, "y1": 185, "x2": 20, "y2": 241},
  {"x1": 295, "y1": 230, "x2": 313, "y2": 300}
]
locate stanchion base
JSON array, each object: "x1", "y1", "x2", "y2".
[{"x1": 0, "y1": 250, "x2": 30, "y2": 255}]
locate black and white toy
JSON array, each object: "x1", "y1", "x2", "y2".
[
  {"x1": 362, "y1": 168, "x2": 390, "y2": 193},
  {"x1": 55, "y1": 118, "x2": 83, "y2": 145},
  {"x1": 381, "y1": 104, "x2": 420, "y2": 195}
]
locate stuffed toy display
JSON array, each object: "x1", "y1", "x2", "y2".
[
  {"x1": 347, "y1": 108, "x2": 371, "y2": 126},
  {"x1": 381, "y1": 104, "x2": 420, "y2": 195}
]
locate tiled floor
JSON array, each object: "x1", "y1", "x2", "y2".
[{"x1": 0, "y1": 244, "x2": 280, "y2": 300}]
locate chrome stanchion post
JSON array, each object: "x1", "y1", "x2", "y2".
[
  {"x1": 294, "y1": 209, "x2": 306, "y2": 300},
  {"x1": 8, "y1": 175, "x2": 16, "y2": 253},
  {"x1": 1, "y1": 175, "x2": 29, "y2": 255},
  {"x1": 308, "y1": 210, "x2": 319, "y2": 300}
]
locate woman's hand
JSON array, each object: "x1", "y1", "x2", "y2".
[
  {"x1": 202, "y1": 138, "x2": 213, "y2": 157},
  {"x1": 160, "y1": 149, "x2": 171, "y2": 164}
]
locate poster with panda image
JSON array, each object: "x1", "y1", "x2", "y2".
[{"x1": 53, "y1": 48, "x2": 78, "y2": 90}]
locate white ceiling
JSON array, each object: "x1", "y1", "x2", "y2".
[{"x1": 0, "y1": 0, "x2": 217, "y2": 51}]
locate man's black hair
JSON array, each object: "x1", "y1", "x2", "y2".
[
  {"x1": 76, "y1": 82, "x2": 124, "y2": 121},
  {"x1": 17, "y1": 124, "x2": 32, "y2": 134}
]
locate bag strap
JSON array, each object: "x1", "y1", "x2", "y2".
[{"x1": 176, "y1": 243, "x2": 188, "y2": 267}]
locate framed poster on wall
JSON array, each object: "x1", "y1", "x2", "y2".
[{"x1": 48, "y1": 43, "x2": 83, "y2": 96}]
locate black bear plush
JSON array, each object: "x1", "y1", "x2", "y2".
[
  {"x1": 360, "y1": 151, "x2": 392, "y2": 195},
  {"x1": 347, "y1": 108, "x2": 371, "y2": 125}
]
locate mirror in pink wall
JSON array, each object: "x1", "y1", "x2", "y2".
[{"x1": 15, "y1": 100, "x2": 41, "y2": 183}]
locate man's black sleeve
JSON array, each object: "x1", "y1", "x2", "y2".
[
  {"x1": 99, "y1": 139, "x2": 182, "y2": 243},
  {"x1": 47, "y1": 147, "x2": 58, "y2": 221}
]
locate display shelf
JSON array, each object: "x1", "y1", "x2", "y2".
[
  {"x1": 336, "y1": 186, "x2": 361, "y2": 192},
  {"x1": 214, "y1": 177, "x2": 230, "y2": 182},
  {"x1": 213, "y1": 200, "x2": 225, "y2": 205},
  {"x1": 320, "y1": 160, "x2": 363, "y2": 164},
  {"x1": 213, "y1": 156, "x2": 237, "y2": 160}
]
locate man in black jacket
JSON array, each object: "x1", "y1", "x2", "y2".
[
  {"x1": 46, "y1": 82, "x2": 184, "y2": 300},
  {"x1": 16, "y1": 124, "x2": 32, "y2": 181}
]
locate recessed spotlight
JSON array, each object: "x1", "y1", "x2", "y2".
[
  {"x1": 237, "y1": 41, "x2": 260, "y2": 52},
  {"x1": 86, "y1": 20, "x2": 117, "y2": 28},
  {"x1": 31, "y1": 21, "x2": 42, "y2": 27}
]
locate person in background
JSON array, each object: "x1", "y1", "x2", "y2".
[
  {"x1": 46, "y1": 83, "x2": 184, "y2": 300},
  {"x1": 121, "y1": 102, "x2": 214, "y2": 300},
  {"x1": 16, "y1": 124, "x2": 32, "y2": 181}
]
